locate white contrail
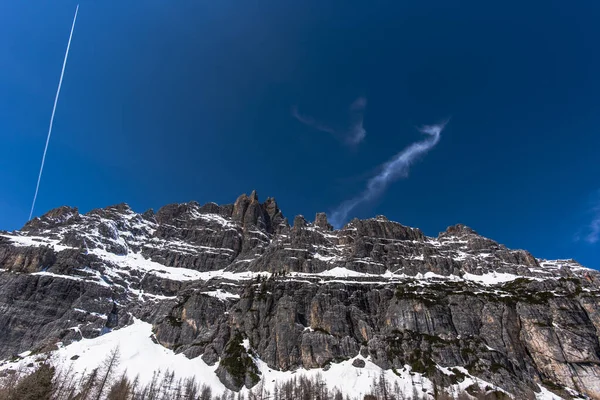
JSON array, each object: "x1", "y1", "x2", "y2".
[
  {"x1": 29, "y1": 5, "x2": 79, "y2": 221},
  {"x1": 329, "y1": 121, "x2": 448, "y2": 227}
]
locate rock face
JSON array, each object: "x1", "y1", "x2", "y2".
[{"x1": 1, "y1": 192, "x2": 599, "y2": 398}]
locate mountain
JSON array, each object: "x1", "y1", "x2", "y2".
[{"x1": 0, "y1": 192, "x2": 599, "y2": 399}]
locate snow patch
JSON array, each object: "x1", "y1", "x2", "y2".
[
  {"x1": 535, "y1": 385, "x2": 565, "y2": 400},
  {"x1": 201, "y1": 289, "x2": 240, "y2": 301},
  {"x1": 463, "y1": 272, "x2": 521, "y2": 285},
  {"x1": 0, "y1": 318, "x2": 228, "y2": 395}
]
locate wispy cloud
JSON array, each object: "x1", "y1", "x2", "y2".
[
  {"x1": 584, "y1": 193, "x2": 600, "y2": 244},
  {"x1": 291, "y1": 106, "x2": 336, "y2": 134},
  {"x1": 329, "y1": 121, "x2": 448, "y2": 227},
  {"x1": 292, "y1": 97, "x2": 367, "y2": 146}
]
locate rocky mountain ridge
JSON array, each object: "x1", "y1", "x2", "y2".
[{"x1": 1, "y1": 192, "x2": 599, "y2": 399}]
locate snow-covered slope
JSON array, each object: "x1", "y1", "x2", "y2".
[{"x1": 1, "y1": 318, "x2": 550, "y2": 399}]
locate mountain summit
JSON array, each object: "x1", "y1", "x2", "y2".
[{"x1": 1, "y1": 192, "x2": 599, "y2": 399}]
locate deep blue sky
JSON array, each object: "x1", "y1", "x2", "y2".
[{"x1": 1, "y1": 1, "x2": 599, "y2": 269}]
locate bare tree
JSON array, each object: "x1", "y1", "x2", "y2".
[
  {"x1": 128, "y1": 375, "x2": 139, "y2": 400},
  {"x1": 393, "y1": 381, "x2": 403, "y2": 400},
  {"x1": 93, "y1": 346, "x2": 121, "y2": 400},
  {"x1": 377, "y1": 370, "x2": 390, "y2": 400},
  {"x1": 78, "y1": 368, "x2": 99, "y2": 400},
  {"x1": 107, "y1": 372, "x2": 131, "y2": 400},
  {"x1": 53, "y1": 362, "x2": 79, "y2": 400},
  {"x1": 182, "y1": 377, "x2": 199, "y2": 400},
  {"x1": 199, "y1": 383, "x2": 212, "y2": 400},
  {"x1": 158, "y1": 370, "x2": 175, "y2": 400},
  {"x1": 170, "y1": 377, "x2": 183, "y2": 400}
]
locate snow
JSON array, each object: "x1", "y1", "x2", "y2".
[
  {"x1": 144, "y1": 239, "x2": 236, "y2": 256},
  {"x1": 91, "y1": 249, "x2": 272, "y2": 284},
  {"x1": 220, "y1": 270, "x2": 272, "y2": 281},
  {"x1": 351, "y1": 258, "x2": 385, "y2": 266},
  {"x1": 2, "y1": 230, "x2": 570, "y2": 293},
  {"x1": 0, "y1": 292, "x2": 584, "y2": 400},
  {"x1": 1, "y1": 234, "x2": 73, "y2": 252},
  {"x1": 0, "y1": 319, "x2": 437, "y2": 399},
  {"x1": 90, "y1": 249, "x2": 211, "y2": 282},
  {"x1": 252, "y1": 355, "x2": 435, "y2": 399},
  {"x1": 317, "y1": 267, "x2": 376, "y2": 278},
  {"x1": 435, "y1": 366, "x2": 511, "y2": 398},
  {"x1": 201, "y1": 289, "x2": 240, "y2": 301},
  {"x1": 423, "y1": 271, "x2": 449, "y2": 280},
  {"x1": 0, "y1": 318, "x2": 229, "y2": 394},
  {"x1": 193, "y1": 212, "x2": 238, "y2": 229},
  {"x1": 31, "y1": 271, "x2": 109, "y2": 286},
  {"x1": 73, "y1": 308, "x2": 108, "y2": 320},
  {"x1": 313, "y1": 253, "x2": 341, "y2": 262},
  {"x1": 462, "y1": 272, "x2": 521, "y2": 285},
  {"x1": 529, "y1": 268, "x2": 552, "y2": 275},
  {"x1": 249, "y1": 230, "x2": 269, "y2": 239},
  {"x1": 535, "y1": 385, "x2": 565, "y2": 400}
]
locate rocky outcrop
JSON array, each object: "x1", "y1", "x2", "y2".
[
  {"x1": 0, "y1": 271, "x2": 128, "y2": 358},
  {"x1": 1, "y1": 192, "x2": 599, "y2": 398}
]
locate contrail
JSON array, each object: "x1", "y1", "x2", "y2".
[
  {"x1": 329, "y1": 121, "x2": 448, "y2": 227},
  {"x1": 29, "y1": 5, "x2": 79, "y2": 221}
]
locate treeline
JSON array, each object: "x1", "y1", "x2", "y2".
[{"x1": 0, "y1": 348, "x2": 511, "y2": 400}]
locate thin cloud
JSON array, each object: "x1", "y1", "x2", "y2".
[
  {"x1": 291, "y1": 106, "x2": 336, "y2": 135},
  {"x1": 329, "y1": 121, "x2": 448, "y2": 227},
  {"x1": 292, "y1": 97, "x2": 367, "y2": 145},
  {"x1": 345, "y1": 97, "x2": 367, "y2": 145},
  {"x1": 584, "y1": 193, "x2": 600, "y2": 244}
]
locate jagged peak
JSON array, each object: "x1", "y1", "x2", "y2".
[
  {"x1": 336, "y1": 216, "x2": 425, "y2": 241},
  {"x1": 109, "y1": 202, "x2": 133, "y2": 213},
  {"x1": 249, "y1": 190, "x2": 259, "y2": 202},
  {"x1": 293, "y1": 215, "x2": 307, "y2": 228},
  {"x1": 187, "y1": 200, "x2": 201, "y2": 208},
  {"x1": 314, "y1": 212, "x2": 333, "y2": 231},
  {"x1": 22, "y1": 205, "x2": 81, "y2": 231},
  {"x1": 142, "y1": 208, "x2": 155, "y2": 220},
  {"x1": 87, "y1": 202, "x2": 133, "y2": 217},
  {"x1": 43, "y1": 205, "x2": 80, "y2": 219},
  {"x1": 440, "y1": 223, "x2": 478, "y2": 237}
]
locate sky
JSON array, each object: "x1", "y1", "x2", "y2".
[{"x1": 1, "y1": 0, "x2": 599, "y2": 269}]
